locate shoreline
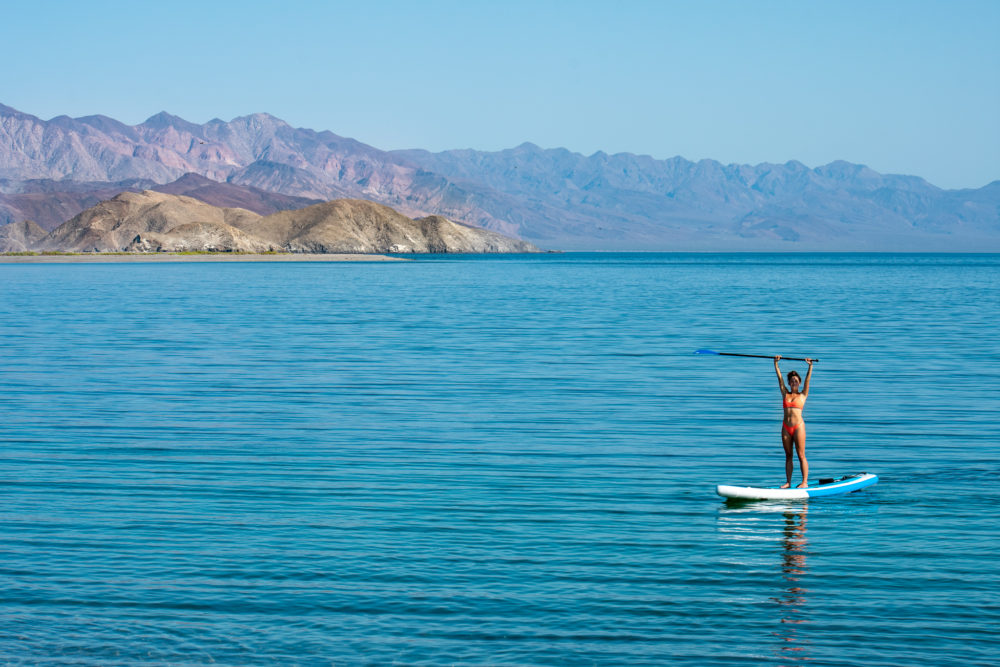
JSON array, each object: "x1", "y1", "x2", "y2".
[{"x1": 0, "y1": 253, "x2": 406, "y2": 264}]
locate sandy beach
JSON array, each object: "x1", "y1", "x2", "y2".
[{"x1": 0, "y1": 253, "x2": 406, "y2": 264}]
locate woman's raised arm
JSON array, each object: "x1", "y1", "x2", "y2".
[{"x1": 774, "y1": 355, "x2": 787, "y2": 394}]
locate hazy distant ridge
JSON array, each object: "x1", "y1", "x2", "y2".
[
  {"x1": 1, "y1": 103, "x2": 997, "y2": 250},
  {"x1": 393, "y1": 144, "x2": 1000, "y2": 250}
]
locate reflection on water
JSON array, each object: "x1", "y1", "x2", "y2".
[
  {"x1": 718, "y1": 502, "x2": 811, "y2": 664},
  {"x1": 773, "y1": 505, "x2": 809, "y2": 663}
]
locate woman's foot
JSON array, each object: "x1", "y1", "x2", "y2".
[
  {"x1": 780, "y1": 482, "x2": 791, "y2": 489},
  {"x1": 797, "y1": 481, "x2": 809, "y2": 488}
]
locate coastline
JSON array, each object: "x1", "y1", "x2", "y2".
[{"x1": 0, "y1": 253, "x2": 406, "y2": 264}]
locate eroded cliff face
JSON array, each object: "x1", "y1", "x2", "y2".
[
  {"x1": 12, "y1": 190, "x2": 539, "y2": 254},
  {"x1": 0, "y1": 219, "x2": 46, "y2": 252},
  {"x1": 126, "y1": 222, "x2": 277, "y2": 254}
]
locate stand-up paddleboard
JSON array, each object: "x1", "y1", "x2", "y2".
[{"x1": 716, "y1": 472, "x2": 878, "y2": 501}]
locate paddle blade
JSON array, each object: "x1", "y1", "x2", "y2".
[{"x1": 694, "y1": 349, "x2": 719, "y2": 355}]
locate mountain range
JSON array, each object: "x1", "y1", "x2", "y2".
[{"x1": 1, "y1": 102, "x2": 997, "y2": 250}]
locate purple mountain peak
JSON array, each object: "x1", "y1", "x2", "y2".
[
  {"x1": 143, "y1": 111, "x2": 189, "y2": 127},
  {"x1": 140, "y1": 111, "x2": 206, "y2": 137}
]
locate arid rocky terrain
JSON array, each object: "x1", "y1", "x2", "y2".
[{"x1": 5, "y1": 190, "x2": 538, "y2": 254}]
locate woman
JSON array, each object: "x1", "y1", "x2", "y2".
[{"x1": 774, "y1": 355, "x2": 814, "y2": 488}]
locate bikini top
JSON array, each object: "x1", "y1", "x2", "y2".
[{"x1": 783, "y1": 398, "x2": 804, "y2": 409}]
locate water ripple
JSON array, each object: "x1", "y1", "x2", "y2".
[{"x1": 1, "y1": 254, "x2": 998, "y2": 665}]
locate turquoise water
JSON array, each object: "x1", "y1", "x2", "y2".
[{"x1": 1, "y1": 253, "x2": 998, "y2": 665}]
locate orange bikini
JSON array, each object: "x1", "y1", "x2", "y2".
[{"x1": 783, "y1": 398, "x2": 803, "y2": 436}]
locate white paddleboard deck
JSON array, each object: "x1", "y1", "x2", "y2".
[{"x1": 717, "y1": 472, "x2": 878, "y2": 500}]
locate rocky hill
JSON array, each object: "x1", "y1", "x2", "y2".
[
  {"x1": 1, "y1": 102, "x2": 997, "y2": 250},
  {"x1": 238, "y1": 199, "x2": 536, "y2": 254},
  {"x1": 35, "y1": 191, "x2": 262, "y2": 252},
  {"x1": 12, "y1": 190, "x2": 538, "y2": 254}
]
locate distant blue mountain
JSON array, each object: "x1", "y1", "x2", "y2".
[
  {"x1": 393, "y1": 144, "x2": 1000, "y2": 250},
  {"x1": 1, "y1": 103, "x2": 996, "y2": 250}
]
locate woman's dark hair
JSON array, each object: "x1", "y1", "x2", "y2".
[{"x1": 787, "y1": 370, "x2": 801, "y2": 384}]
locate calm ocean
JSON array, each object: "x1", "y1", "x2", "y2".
[{"x1": 1, "y1": 253, "x2": 998, "y2": 666}]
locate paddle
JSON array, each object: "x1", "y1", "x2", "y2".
[{"x1": 695, "y1": 349, "x2": 818, "y2": 363}]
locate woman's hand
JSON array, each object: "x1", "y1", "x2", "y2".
[{"x1": 806, "y1": 358, "x2": 814, "y2": 366}]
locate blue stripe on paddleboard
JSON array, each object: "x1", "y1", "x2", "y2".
[{"x1": 805, "y1": 474, "x2": 878, "y2": 497}]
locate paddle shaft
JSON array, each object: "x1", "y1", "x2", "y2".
[{"x1": 717, "y1": 352, "x2": 817, "y2": 362}]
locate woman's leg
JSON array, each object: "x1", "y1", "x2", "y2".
[
  {"x1": 794, "y1": 424, "x2": 808, "y2": 488},
  {"x1": 781, "y1": 427, "x2": 794, "y2": 488}
]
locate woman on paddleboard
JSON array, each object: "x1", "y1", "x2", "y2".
[{"x1": 775, "y1": 356, "x2": 814, "y2": 488}]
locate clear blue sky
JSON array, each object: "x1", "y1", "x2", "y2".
[{"x1": 3, "y1": 0, "x2": 998, "y2": 188}]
